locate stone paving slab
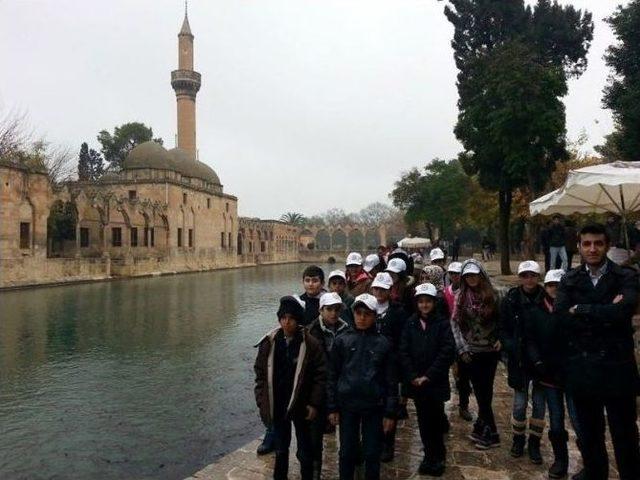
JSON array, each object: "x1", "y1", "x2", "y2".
[{"x1": 189, "y1": 364, "x2": 629, "y2": 479}]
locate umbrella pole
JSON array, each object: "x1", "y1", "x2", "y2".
[{"x1": 619, "y1": 185, "x2": 630, "y2": 251}]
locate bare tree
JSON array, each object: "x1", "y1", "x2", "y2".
[{"x1": 0, "y1": 109, "x2": 31, "y2": 158}]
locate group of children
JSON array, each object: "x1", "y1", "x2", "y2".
[{"x1": 254, "y1": 225, "x2": 640, "y2": 480}]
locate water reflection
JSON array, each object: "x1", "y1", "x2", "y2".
[{"x1": 0, "y1": 263, "x2": 318, "y2": 480}]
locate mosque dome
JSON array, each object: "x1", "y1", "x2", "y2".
[
  {"x1": 167, "y1": 148, "x2": 221, "y2": 186},
  {"x1": 122, "y1": 142, "x2": 221, "y2": 186},
  {"x1": 123, "y1": 141, "x2": 175, "y2": 171}
]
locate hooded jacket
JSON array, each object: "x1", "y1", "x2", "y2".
[
  {"x1": 451, "y1": 259, "x2": 501, "y2": 354},
  {"x1": 254, "y1": 326, "x2": 326, "y2": 427},
  {"x1": 308, "y1": 316, "x2": 350, "y2": 358}
]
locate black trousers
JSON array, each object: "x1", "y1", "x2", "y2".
[
  {"x1": 339, "y1": 409, "x2": 384, "y2": 480},
  {"x1": 456, "y1": 360, "x2": 472, "y2": 408},
  {"x1": 272, "y1": 415, "x2": 314, "y2": 480},
  {"x1": 468, "y1": 351, "x2": 499, "y2": 431},
  {"x1": 573, "y1": 394, "x2": 640, "y2": 480},
  {"x1": 415, "y1": 396, "x2": 446, "y2": 462}
]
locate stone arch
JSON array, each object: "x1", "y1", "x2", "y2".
[
  {"x1": 47, "y1": 199, "x2": 77, "y2": 257},
  {"x1": 349, "y1": 228, "x2": 364, "y2": 252},
  {"x1": 18, "y1": 198, "x2": 36, "y2": 253},
  {"x1": 365, "y1": 229, "x2": 381, "y2": 250},
  {"x1": 332, "y1": 229, "x2": 347, "y2": 252},
  {"x1": 315, "y1": 229, "x2": 331, "y2": 251},
  {"x1": 299, "y1": 228, "x2": 314, "y2": 250}
]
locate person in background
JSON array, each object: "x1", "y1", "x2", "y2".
[
  {"x1": 307, "y1": 292, "x2": 351, "y2": 478},
  {"x1": 327, "y1": 270, "x2": 354, "y2": 326},
  {"x1": 254, "y1": 296, "x2": 326, "y2": 480},
  {"x1": 377, "y1": 245, "x2": 389, "y2": 269},
  {"x1": 452, "y1": 236, "x2": 461, "y2": 262},
  {"x1": 564, "y1": 220, "x2": 578, "y2": 270},
  {"x1": 555, "y1": 223, "x2": 640, "y2": 480},
  {"x1": 327, "y1": 294, "x2": 397, "y2": 480},
  {"x1": 548, "y1": 215, "x2": 568, "y2": 271},
  {"x1": 346, "y1": 252, "x2": 370, "y2": 297},
  {"x1": 500, "y1": 261, "x2": 546, "y2": 464},
  {"x1": 363, "y1": 253, "x2": 382, "y2": 278},
  {"x1": 399, "y1": 283, "x2": 455, "y2": 477},
  {"x1": 539, "y1": 223, "x2": 551, "y2": 272},
  {"x1": 451, "y1": 259, "x2": 502, "y2": 450},
  {"x1": 429, "y1": 247, "x2": 446, "y2": 271}
]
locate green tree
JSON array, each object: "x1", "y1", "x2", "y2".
[
  {"x1": 597, "y1": 1, "x2": 640, "y2": 161},
  {"x1": 391, "y1": 159, "x2": 471, "y2": 240},
  {"x1": 97, "y1": 122, "x2": 163, "y2": 170},
  {"x1": 279, "y1": 212, "x2": 306, "y2": 225},
  {"x1": 444, "y1": 0, "x2": 593, "y2": 273},
  {"x1": 77, "y1": 142, "x2": 104, "y2": 181}
]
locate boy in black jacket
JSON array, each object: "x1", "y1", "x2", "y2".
[
  {"x1": 327, "y1": 293, "x2": 397, "y2": 480},
  {"x1": 399, "y1": 283, "x2": 455, "y2": 476}
]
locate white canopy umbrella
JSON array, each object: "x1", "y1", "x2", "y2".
[
  {"x1": 530, "y1": 161, "x2": 640, "y2": 248},
  {"x1": 398, "y1": 237, "x2": 431, "y2": 248}
]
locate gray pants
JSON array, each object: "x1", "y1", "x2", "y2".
[{"x1": 549, "y1": 246, "x2": 568, "y2": 271}]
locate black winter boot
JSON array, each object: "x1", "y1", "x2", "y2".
[
  {"x1": 510, "y1": 434, "x2": 526, "y2": 458},
  {"x1": 527, "y1": 435, "x2": 543, "y2": 465},
  {"x1": 571, "y1": 469, "x2": 585, "y2": 480},
  {"x1": 548, "y1": 431, "x2": 569, "y2": 479}
]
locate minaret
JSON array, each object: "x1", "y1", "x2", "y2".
[{"x1": 171, "y1": 2, "x2": 201, "y2": 158}]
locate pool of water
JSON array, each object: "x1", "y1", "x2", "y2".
[{"x1": 0, "y1": 263, "x2": 320, "y2": 479}]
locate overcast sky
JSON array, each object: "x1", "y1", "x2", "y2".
[{"x1": 0, "y1": 0, "x2": 625, "y2": 219}]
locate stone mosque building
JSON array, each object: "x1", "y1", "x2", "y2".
[{"x1": 0, "y1": 10, "x2": 300, "y2": 288}]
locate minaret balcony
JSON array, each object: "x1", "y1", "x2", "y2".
[{"x1": 171, "y1": 70, "x2": 201, "y2": 95}]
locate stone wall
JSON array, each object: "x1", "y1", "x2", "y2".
[{"x1": 0, "y1": 257, "x2": 110, "y2": 288}]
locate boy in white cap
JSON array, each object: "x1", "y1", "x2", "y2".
[
  {"x1": 363, "y1": 253, "x2": 382, "y2": 278},
  {"x1": 523, "y1": 269, "x2": 574, "y2": 479},
  {"x1": 307, "y1": 292, "x2": 351, "y2": 477},
  {"x1": 370, "y1": 272, "x2": 409, "y2": 462},
  {"x1": 327, "y1": 294, "x2": 397, "y2": 480},
  {"x1": 500, "y1": 260, "x2": 546, "y2": 463},
  {"x1": 345, "y1": 252, "x2": 370, "y2": 296},
  {"x1": 429, "y1": 247, "x2": 446, "y2": 271},
  {"x1": 399, "y1": 283, "x2": 455, "y2": 476},
  {"x1": 327, "y1": 269, "x2": 354, "y2": 310}
]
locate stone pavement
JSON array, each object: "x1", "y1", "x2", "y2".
[{"x1": 187, "y1": 364, "x2": 620, "y2": 480}]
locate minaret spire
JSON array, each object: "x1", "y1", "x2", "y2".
[{"x1": 171, "y1": 2, "x2": 200, "y2": 158}]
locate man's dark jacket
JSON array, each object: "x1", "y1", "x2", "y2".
[
  {"x1": 398, "y1": 312, "x2": 455, "y2": 402},
  {"x1": 500, "y1": 285, "x2": 545, "y2": 390},
  {"x1": 254, "y1": 326, "x2": 326, "y2": 427},
  {"x1": 555, "y1": 260, "x2": 640, "y2": 397},
  {"x1": 327, "y1": 327, "x2": 398, "y2": 417}
]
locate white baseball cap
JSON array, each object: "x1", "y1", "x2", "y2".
[
  {"x1": 518, "y1": 260, "x2": 541, "y2": 276},
  {"x1": 319, "y1": 292, "x2": 343, "y2": 309},
  {"x1": 414, "y1": 283, "x2": 437, "y2": 298},
  {"x1": 371, "y1": 272, "x2": 393, "y2": 290},
  {"x1": 352, "y1": 293, "x2": 377, "y2": 312},
  {"x1": 385, "y1": 258, "x2": 407, "y2": 274},
  {"x1": 447, "y1": 262, "x2": 462, "y2": 274},
  {"x1": 346, "y1": 252, "x2": 363, "y2": 266},
  {"x1": 430, "y1": 248, "x2": 445, "y2": 262},
  {"x1": 544, "y1": 269, "x2": 565, "y2": 284},
  {"x1": 461, "y1": 262, "x2": 481, "y2": 276},
  {"x1": 328, "y1": 269, "x2": 347, "y2": 281},
  {"x1": 363, "y1": 254, "x2": 380, "y2": 273}
]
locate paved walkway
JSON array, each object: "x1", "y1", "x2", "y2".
[{"x1": 186, "y1": 365, "x2": 608, "y2": 480}]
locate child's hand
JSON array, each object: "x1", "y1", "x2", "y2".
[
  {"x1": 411, "y1": 376, "x2": 428, "y2": 387},
  {"x1": 305, "y1": 405, "x2": 317, "y2": 421},
  {"x1": 383, "y1": 418, "x2": 396, "y2": 434},
  {"x1": 328, "y1": 412, "x2": 340, "y2": 426}
]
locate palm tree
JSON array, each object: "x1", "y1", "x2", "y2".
[{"x1": 280, "y1": 212, "x2": 306, "y2": 226}]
